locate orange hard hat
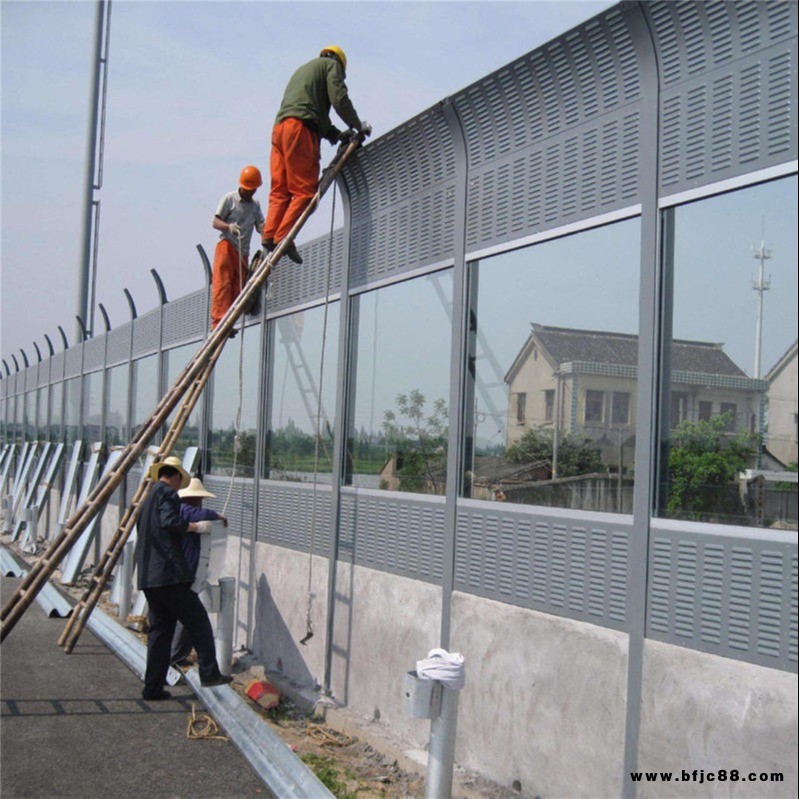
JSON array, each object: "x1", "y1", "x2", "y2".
[{"x1": 239, "y1": 165, "x2": 262, "y2": 191}]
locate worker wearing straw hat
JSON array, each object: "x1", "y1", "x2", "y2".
[
  {"x1": 170, "y1": 477, "x2": 227, "y2": 665},
  {"x1": 136, "y1": 457, "x2": 231, "y2": 699}
]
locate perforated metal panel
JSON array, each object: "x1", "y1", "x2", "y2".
[
  {"x1": 203, "y1": 476, "x2": 254, "y2": 540},
  {"x1": 268, "y1": 230, "x2": 345, "y2": 314},
  {"x1": 50, "y1": 352, "x2": 65, "y2": 382},
  {"x1": 648, "y1": 522, "x2": 797, "y2": 672},
  {"x1": 343, "y1": 107, "x2": 458, "y2": 288},
  {"x1": 338, "y1": 491, "x2": 445, "y2": 584},
  {"x1": 456, "y1": 504, "x2": 631, "y2": 629},
  {"x1": 162, "y1": 289, "x2": 207, "y2": 347},
  {"x1": 256, "y1": 481, "x2": 333, "y2": 553},
  {"x1": 645, "y1": 0, "x2": 798, "y2": 195},
  {"x1": 37, "y1": 362, "x2": 50, "y2": 388},
  {"x1": 64, "y1": 346, "x2": 83, "y2": 378},
  {"x1": 131, "y1": 308, "x2": 161, "y2": 356},
  {"x1": 24, "y1": 366, "x2": 37, "y2": 391},
  {"x1": 83, "y1": 336, "x2": 105, "y2": 371},
  {"x1": 453, "y1": 6, "x2": 643, "y2": 252},
  {"x1": 105, "y1": 323, "x2": 132, "y2": 366}
]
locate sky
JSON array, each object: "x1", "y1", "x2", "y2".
[{"x1": 1, "y1": 0, "x2": 614, "y2": 365}]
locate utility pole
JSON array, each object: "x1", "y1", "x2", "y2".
[
  {"x1": 77, "y1": 0, "x2": 112, "y2": 341},
  {"x1": 751, "y1": 239, "x2": 772, "y2": 379}
]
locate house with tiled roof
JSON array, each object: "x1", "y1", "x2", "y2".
[
  {"x1": 765, "y1": 340, "x2": 798, "y2": 466},
  {"x1": 505, "y1": 324, "x2": 767, "y2": 469}
]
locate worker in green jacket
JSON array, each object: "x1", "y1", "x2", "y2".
[{"x1": 262, "y1": 46, "x2": 369, "y2": 264}]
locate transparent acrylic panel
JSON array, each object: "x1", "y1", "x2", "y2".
[
  {"x1": 208, "y1": 330, "x2": 259, "y2": 477},
  {"x1": 106, "y1": 363, "x2": 130, "y2": 447},
  {"x1": 266, "y1": 303, "x2": 339, "y2": 483},
  {"x1": 49, "y1": 381, "x2": 63, "y2": 441},
  {"x1": 64, "y1": 377, "x2": 82, "y2": 446},
  {"x1": 82, "y1": 371, "x2": 103, "y2": 443},
  {"x1": 164, "y1": 342, "x2": 201, "y2": 456},
  {"x1": 36, "y1": 386, "x2": 48, "y2": 440},
  {"x1": 467, "y1": 219, "x2": 641, "y2": 511},
  {"x1": 131, "y1": 356, "x2": 159, "y2": 441},
  {"x1": 347, "y1": 271, "x2": 453, "y2": 495},
  {"x1": 658, "y1": 176, "x2": 798, "y2": 528}
]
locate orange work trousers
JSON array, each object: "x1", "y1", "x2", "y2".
[
  {"x1": 263, "y1": 117, "x2": 320, "y2": 243},
  {"x1": 211, "y1": 239, "x2": 248, "y2": 330}
]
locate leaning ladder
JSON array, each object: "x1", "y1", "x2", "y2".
[{"x1": 0, "y1": 132, "x2": 367, "y2": 643}]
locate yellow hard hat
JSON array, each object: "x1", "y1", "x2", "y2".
[
  {"x1": 320, "y1": 45, "x2": 347, "y2": 72},
  {"x1": 239, "y1": 165, "x2": 262, "y2": 191}
]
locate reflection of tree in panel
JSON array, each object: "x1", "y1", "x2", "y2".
[
  {"x1": 665, "y1": 412, "x2": 759, "y2": 524},
  {"x1": 380, "y1": 389, "x2": 448, "y2": 495}
]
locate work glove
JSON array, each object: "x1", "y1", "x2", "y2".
[
  {"x1": 359, "y1": 121, "x2": 373, "y2": 138},
  {"x1": 326, "y1": 125, "x2": 342, "y2": 145},
  {"x1": 194, "y1": 521, "x2": 214, "y2": 534},
  {"x1": 338, "y1": 129, "x2": 356, "y2": 145},
  {"x1": 227, "y1": 222, "x2": 241, "y2": 237}
]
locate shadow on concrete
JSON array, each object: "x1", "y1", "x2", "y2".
[{"x1": 251, "y1": 574, "x2": 317, "y2": 689}]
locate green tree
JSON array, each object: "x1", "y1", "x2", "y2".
[
  {"x1": 505, "y1": 427, "x2": 603, "y2": 478},
  {"x1": 382, "y1": 389, "x2": 448, "y2": 493},
  {"x1": 666, "y1": 412, "x2": 758, "y2": 517}
]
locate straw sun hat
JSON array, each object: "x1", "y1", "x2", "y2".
[
  {"x1": 148, "y1": 456, "x2": 191, "y2": 490},
  {"x1": 178, "y1": 477, "x2": 216, "y2": 499}
]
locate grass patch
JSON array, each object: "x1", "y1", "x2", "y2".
[{"x1": 300, "y1": 753, "x2": 357, "y2": 799}]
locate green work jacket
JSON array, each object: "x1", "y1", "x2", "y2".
[{"x1": 275, "y1": 56, "x2": 362, "y2": 142}]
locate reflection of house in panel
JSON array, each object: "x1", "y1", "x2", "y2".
[
  {"x1": 765, "y1": 340, "x2": 798, "y2": 466},
  {"x1": 505, "y1": 324, "x2": 766, "y2": 467}
]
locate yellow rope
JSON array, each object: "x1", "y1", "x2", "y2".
[{"x1": 186, "y1": 703, "x2": 229, "y2": 742}]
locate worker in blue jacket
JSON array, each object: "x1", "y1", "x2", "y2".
[
  {"x1": 170, "y1": 477, "x2": 227, "y2": 665},
  {"x1": 135, "y1": 457, "x2": 231, "y2": 700}
]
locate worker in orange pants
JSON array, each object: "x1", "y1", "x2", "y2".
[
  {"x1": 210, "y1": 165, "x2": 265, "y2": 333},
  {"x1": 262, "y1": 46, "x2": 369, "y2": 265}
]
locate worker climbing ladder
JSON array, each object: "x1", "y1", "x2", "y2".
[{"x1": 0, "y1": 129, "x2": 370, "y2": 644}]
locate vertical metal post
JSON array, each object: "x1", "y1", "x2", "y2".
[
  {"x1": 439, "y1": 100, "x2": 469, "y2": 648},
  {"x1": 623, "y1": 4, "x2": 661, "y2": 797},
  {"x1": 77, "y1": 0, "x2": 106, "y2": 343}
]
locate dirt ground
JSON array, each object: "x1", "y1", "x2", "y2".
[{"x1": 6, "y1": 547, "x2": 521, "y2": 799}]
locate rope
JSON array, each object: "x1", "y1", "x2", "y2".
[
  {"x1": 186, "y1": 703, "x2": 229, "y2": 742},
  {"x1": 301, "y1": 187, "x2": 337, "y2": 645},
  {"x1": 221, "y1": 226, "x2": 247, "y2": 516},
  {"x1": 306, "y1": 723, "x2": 354, "y2": 748}
]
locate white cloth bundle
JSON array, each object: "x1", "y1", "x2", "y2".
[{"x1": 416, "y1": 648, "x2": 466, "y2": 690}]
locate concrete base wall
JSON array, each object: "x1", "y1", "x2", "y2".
[
  {"x1": 637, "y1": 639, "x2": 798, "y2": 798},
  {"x1": 450, "y1": 591, "x2": 629, "y2": 798},
  {"x1": 223, "y1": 537, "x2": 330, "y2": 689},
  {"x1": 328, "y1": 562, "x2": 442, "y2": 746}
]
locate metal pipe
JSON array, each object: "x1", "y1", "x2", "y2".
[
  {"x1": 426, "y1": 686, "x2": 461, "y2": 799},
  {"x1": 215, "y1": 576, "x2": 236, "y2": 676},
  {"x1": 116, "y1": 539, "x2": 133, "y2": 620},
  {"x1": 77, "y1": 0, "x2": 106, "y2": 344}
]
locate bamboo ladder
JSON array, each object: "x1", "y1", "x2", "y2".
[{"x1": 0, "y1": 133, "x2": 366, "y2": 644}]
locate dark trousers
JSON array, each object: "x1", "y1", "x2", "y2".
[{"x1": 142, "y1": 583, "x2": 220, "y2": 698}]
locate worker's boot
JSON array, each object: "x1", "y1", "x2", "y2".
[{"x1": 283, "y1": 240, "x2": 303, "y2": 264}]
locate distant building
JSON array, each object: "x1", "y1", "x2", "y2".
[
  {"x1": 765, "y1": 340, "x2": 798, "y2": 466},
  {"x1": 505, "y1": 324, "x2": 767, "y2": 469}
]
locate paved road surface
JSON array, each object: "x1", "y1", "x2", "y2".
[{"x1": 1, "y1": 575, "x2": 268, "y2": 798}]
